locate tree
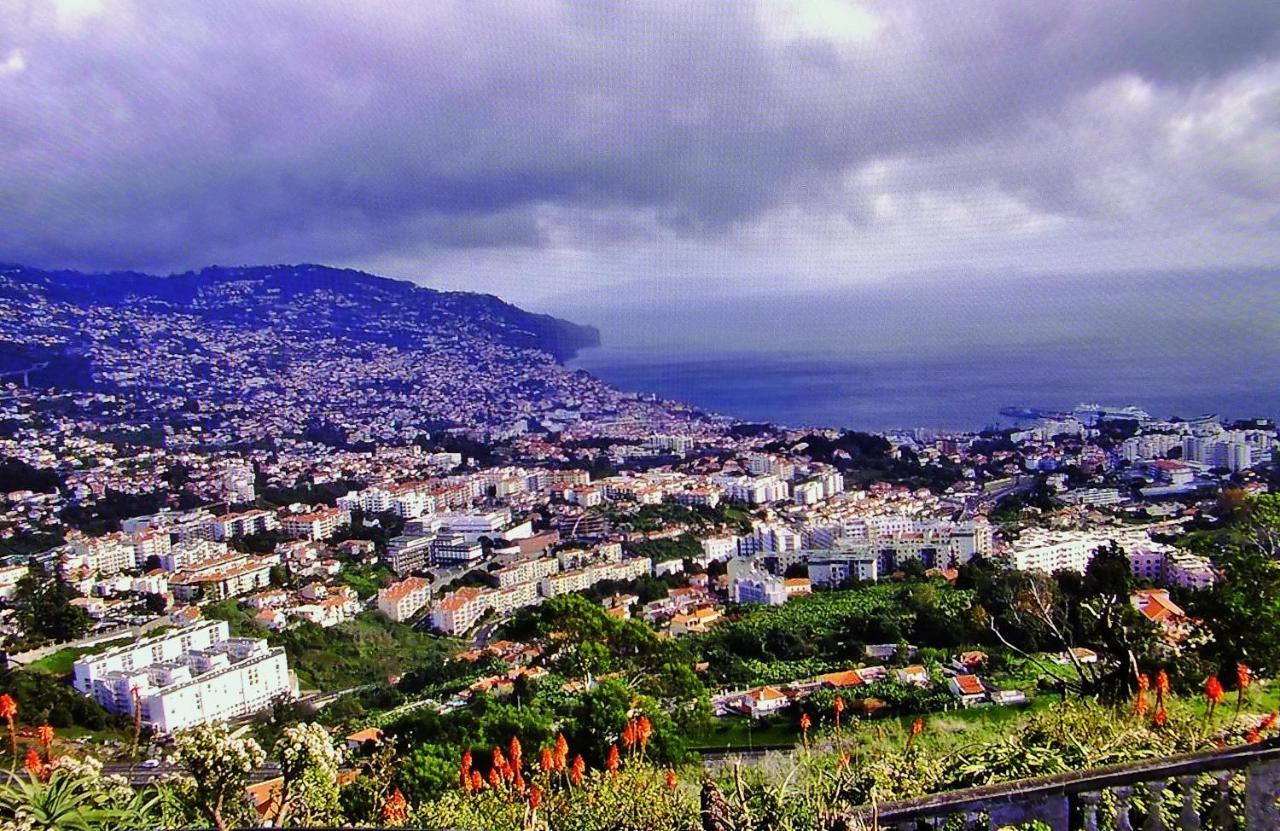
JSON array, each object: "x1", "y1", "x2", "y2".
[
  {"x1": 10, "y1": 562, "x2": 91, "y2": 646},
  {"x1": 172, "y1": 723, "x2": 266, "y2": 831}
]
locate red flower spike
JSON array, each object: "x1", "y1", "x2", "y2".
[
  {"x1": 570, "y1": 754, "x2": 585, "y2": 786},
  {"x1": 1206, "y1": 676, "x2": 1225, "y2": 707},
  {"x1": 665, "y1": 769, "x2": 678, "y2": 790},
  {"x1": 606, "y1": 743, "x2": 620, "y2": 773}
]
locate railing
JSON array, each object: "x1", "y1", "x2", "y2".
[{"x1": 830, "y1": 739, "x2": 1280, "y2": 831}]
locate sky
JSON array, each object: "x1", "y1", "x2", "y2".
[{"x1": 2, "y1": 0, "x2": 1280, "y2": 333}]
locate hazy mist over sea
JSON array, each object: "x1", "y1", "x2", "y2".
[{"x1": 564, "y1": 269, "x2": 1280, "y2": 431}]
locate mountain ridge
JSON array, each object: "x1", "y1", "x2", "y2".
[{"x1": 0, "y1": 262, "x2": 601, "y2": 362}]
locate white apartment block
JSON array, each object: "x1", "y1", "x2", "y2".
[
  {"x1": 171, "y1": 553, "x2": 275, "y2": 602},
  {"x1": 716, "y1": 475, "x2": 789, "y2": 505},
  {"x1": 807, "y1": 552, "x2": 880, "y2": 588},
  {"x1": 210, "y1": 509, "x2": 279, "y2": 541},
  {"x1": 377, "y1": 576, "x2": 433, "y2": 623},
  {"x1": 72, "y1": 620, "x2": 292, "y2": 734},
  {"x1": 160, "y1": 539, "x2": 230, "y2": 572},
  {"x1": 539, "y1": 557, "x2": 650, "y2": 598},
  {"x1": 494, "y1": 556, "x2": 560, "y2": 588},
  {"x1": 727, "y1": 557, "x2": 787, "y2": 605},
  {"x1": 279, "y1": 507, "x2": 350, "y2": 541},
  {"x1": 130, "y1": 530, "x2": 172, "y2": 568},
  {"x1": 1004, "y1": 528, "x2": 1156, "y2": 574},
  {"x1": 1120, "y1": 434, "x2": 1183, "y2": 462},
  {"x1": 122, "y1": 508, "x2": 216, "y2": 543},
  {"x1": 700, "y1": 536, "x2": 739, "y2": 563},
  {"x1": 438, "y1": 509, "x2": 512, "y2": 542},
  {"x1": 1062, "y1": 488, "x2": 1126, "y2": 507},
  {"x1": 428, "y1": 586, "x2": 490, "y2": 635},
  {"x1": 1129, "y1": 548, "x2": 1217, "y2": 591},
  {"x1": 67, "y1": 533, "x2": 135, "y2": 577}
]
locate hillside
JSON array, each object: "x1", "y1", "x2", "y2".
[
  {"x1": 0, "y1": 263, "x2": 599, "y2": 362},
  {"x1": 0, "y1": 263, "x2": 634, "y2": 446}
]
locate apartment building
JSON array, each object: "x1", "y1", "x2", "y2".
[
  {"x1": 72, "y1": 619, "x2": 292, "y2": 734},
  {"x1": 727, "y1": 557, "x2": 788, "y2": 605},
  {"x1": 160, "y1": 539, "x2": 230, "y2": 572},
  {"x1": 428, "y1": 586, "x2": 490, "y2": 635},
  {"x1": 385, "y1": 533, "x2": 435, "y2": 575},
  {"x1": 431, "y1": 533, "x2": 485, "y2": 567},
  {"x1": 494, "y1": 556, "x2": 560, "y2": 588},
  {"x1": 538, "y1": 557, "x2": 650, "y2": 598},
  {"x1": 279, "y1": 506, "x2": 350, "y2": 541},
  {"x1": 376, "y1": 576, "x2": 433, "y2": 623},
  {"x1": 210, "y1": 509, "x2": 279, "y2": 541},
  {"x1": 171, "y1": 553, "x2": 275, "y2": 602}
]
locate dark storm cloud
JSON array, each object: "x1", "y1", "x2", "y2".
[{"x1": 1, "y1": 0, "x2": 1279, "y2": 275}]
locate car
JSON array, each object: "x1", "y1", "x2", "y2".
[{"x1": 140, "y1": 758, "x2": 161, "y2": 769}]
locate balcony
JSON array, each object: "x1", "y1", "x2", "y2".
[{"x1": 827, "y1": 739, "x2": 1280, "y2": 831}]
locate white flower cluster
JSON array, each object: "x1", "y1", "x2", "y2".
[
  {"x1": 174, "y1": 722, "x2": 267, "y2": 782},
  {"x1": 276, "y1": 722, "x2": 342, "y2": 779}
]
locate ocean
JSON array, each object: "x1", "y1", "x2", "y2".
[{"x1": 562, "y1": 270, "x2": 1280, "y2": 432}]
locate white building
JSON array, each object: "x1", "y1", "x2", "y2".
[
  {"x1": 210, "y1": 509, "x2": 279, "y2": 541},
  {"x1": 377, "y1": 576, "x2": 433, "y2": 623},
  {"x1": 539, "y1": 557, "x2": 650, "y2": 598},
  {"x1": 71, "y1": 620, "x2": 292, "y2": 734},
  {"x1": 279, "y1": 507, "x2": 350, "y2": 541},
  {"x1": 727, "y1": 557, "x2": 788, "y2": 605}
]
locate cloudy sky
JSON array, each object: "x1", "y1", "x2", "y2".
[{"x1": 2, "y1": 0, "x2": 1280, "y2": 320}]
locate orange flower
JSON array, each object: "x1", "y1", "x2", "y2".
[
  {"x1": 470, "y1": 770, "x2": 484, "y2": 792},
  {"x1": 570, "y1": 754, "x2": 585, "y2": 786},
  {"x1": 508, "y1": 736, "x2": 522, "y2": 768},
  {"x1": 0, "y1": 694, "x2": 16, "y2": 722},
  {"x1": 492, "y1": 747, "x2": 509, "y2": 780},
  {"x1": 665, "y1": 769, "x2": 678, "y2": 791},
  {"x1": 460, "y1": 749, "x2": 473, "y2": 787},
  {"x1": 1156, "y1": 670, "x2": 1170, "y2": 698},
  {"x1": 554, "y1": 734, "x2": 569, "y2": 771},
  {"x1": 1134, "y1": 673, "x2": 1150, "y2": 717},
  {"x1": 606, "y1": 743, "x2": 620, "y2": 773},
  {"x1": 381, "y1": 788, "x2": 409, "y2": 824},
  {"x1": 36, "y1": 724, "x2": 53, "y2": 752},
  {"x1": 1261, "y1": 713, "x2": 1279, "y2": 732},
  {"x1": 24, "y1": 747, "x2": 45, "y2": 781},
  {"x1": 487, "y1": 767, "x2": 501, "y2": 789},
  {"x1": 539, "y1": 746, "x2": 554, "y2": 773},
  {"x1": 1154, "y1": 704, "x2": 1168, "y2": 727},
  {"x1": 1248, "y1": 729, "x2": 1262, "y2": 744},
  {"x1": 911, "y1": 718, "x2": 924, "y2": 737},
  {"x1": 622, "y1": 721, "x2": 637, "y2": 749},
  {"x1": 834, "y1": 695, "x2": 845, "y2": 728},
  {"x1": 513, "y1": 770, "x2": 526, "y2": 795},
  {"x1": 799, "y1": 713, "x2": 811, "y2": 732},
  {"x1": 1237, "y1": 664, "x2": 1252, "y2": 691},
  {"x1": 1206, "y1": 676, "x2": 1225, "y2": 710},
  {"x1": 529, "y1": 784, "x2": 543, "y2": 809},
  {"x1": 636, "y1": 715, "x2": 652, "y2": 747}
]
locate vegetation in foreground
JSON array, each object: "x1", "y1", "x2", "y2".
[{"x1": 1, "y1": 685, "x2": 1276, "y2": 831}]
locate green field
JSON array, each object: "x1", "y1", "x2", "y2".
[{"x1": 23, "y1": 637, "x2": 134, "y2": 676}]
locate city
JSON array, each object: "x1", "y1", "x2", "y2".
[
  {"x1": 2, "y1": 2, "x2": 1280, "y2": 830},
  {"x1": 1, "y1": 262, "x2": 1278, "y2": 828}
]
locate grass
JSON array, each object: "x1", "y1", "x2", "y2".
[
  {"x1": 24, "y1": 637, "x2": 134, "y2": 676},
  {"x1": 272, "y1": 612, "x2": 462, "y2": 692}
]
